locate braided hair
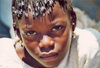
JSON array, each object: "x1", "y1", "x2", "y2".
[{"x1": 12, "y1": 0, "x2": 76, "y2": 38}]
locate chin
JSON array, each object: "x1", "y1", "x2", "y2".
[
  {"x1": 39, "y1": 57, "x2": 62, "y2": 68},
  {"x1": 42, "y1": 62, "x2": 59, "y2": 68}
]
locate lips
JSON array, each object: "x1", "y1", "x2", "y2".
[{"x1": 40, "y1": 53, "x2": 58, "y2": 60}]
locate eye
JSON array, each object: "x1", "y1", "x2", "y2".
[
  {"x1": 25, "y1": 31, "x2": 37, "y2": 36},
  {"x1": 52, "y1": 25, "x2": 64, "y2": 32}
]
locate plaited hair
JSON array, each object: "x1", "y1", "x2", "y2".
[{"x1": 12, "y1": 0, "x2": 76, "y2": 38}]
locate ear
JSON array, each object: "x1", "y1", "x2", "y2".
[{"x1": 70, "y1": 9, "x2": 77, "y2": 31}]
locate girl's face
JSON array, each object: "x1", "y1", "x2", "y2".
[{"x1": 19, "y1": 2, "x2": 72, "y2": 67}]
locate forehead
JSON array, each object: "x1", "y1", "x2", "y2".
[{"x1": 20, "y1": 2, "x2": 69, "y2": 28}]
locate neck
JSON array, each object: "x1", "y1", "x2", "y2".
[{"x1": 15, "y1": 45, "x2": 46, "y2": 68}]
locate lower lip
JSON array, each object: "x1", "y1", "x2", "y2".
[{"x1": 40, "y1": 53, "x2": 58, "y2": 62}]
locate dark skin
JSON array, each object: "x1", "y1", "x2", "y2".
[{"x1": 15, "y1": 2, "x2": 73, "y2": 68}]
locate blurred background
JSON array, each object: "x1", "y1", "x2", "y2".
[
  {"x1": 0, "y1": 0, "x2": 100, "y2": 38},
  {"x1": 72, "y1": 0, "x2": 100, "y2": 22}
]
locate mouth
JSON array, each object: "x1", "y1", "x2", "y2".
[{"x1": 39, "y1": 53, "x2": 58, "y2": 62}]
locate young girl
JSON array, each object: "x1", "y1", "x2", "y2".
[{"x1": 0, "y1": 0, "x2": 100, "y2": 68}]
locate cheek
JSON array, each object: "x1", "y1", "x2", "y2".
[
  {"x1": 54, "y1": 26, "x2": 71, "y2": 50},
  {"x1": 23, "y1": 39, "x2": 39, "y2": 54}
]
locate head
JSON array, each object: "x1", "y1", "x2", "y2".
[{"x1": 12, "y1": 0, "x2": 76, "y2": 67}]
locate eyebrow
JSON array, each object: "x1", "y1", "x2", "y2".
[
  {"x1": 22, "y1": 18, "x2": 33, "y2": 30},
  {"x1": 23, "y1": 15, "x2": 30, "y2": 23},
  {"x1": 22, "y1": 25, "x2": 32, "y2": 32},
  {"x1": 49, "y1": 12, "x2": 58, "y2": 22},
  {"x1": 51, "y1": 19, "x2": 67, "y2": 26}
]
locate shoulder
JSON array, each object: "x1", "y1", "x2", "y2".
[
  {"x1": 0, "y1": 38, "x2": 14, "y2": 46},
  {"x1": 0, "y1": 38, "x2": 15, "y2": 53},
  {"x1": 74, "y1": 28, "x2": 100, "y2": 68},
  {"x1": 0, "y1": 38, "x2": 14, "y2": 52},
  {"x1": 74, "y1": 28, "x2": 100, "y2": 51},
  {"x1": 0, "y1": 38, "x2": 23, "y2": 68},
  {"x1": 0, "y1": 38, "x2": 14, "y2": 43}
]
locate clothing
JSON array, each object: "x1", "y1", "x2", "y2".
[{"x1": 0, "y1": 28, "x2": 100, "y2": 68}]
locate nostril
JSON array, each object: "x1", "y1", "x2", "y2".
[
  {"x1": 40, "y1": 47, "x2": 45, "y2": 52},
  {"x1": 40, "y1": 45, "x2": 54, "y2": 52},
  {"x1": 49, "y1": 45, "x2": 54, "y2": 51}
]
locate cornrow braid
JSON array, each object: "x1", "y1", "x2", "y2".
[{"x1": 12, "y1": 0, "x2": 68, "y2": 20}]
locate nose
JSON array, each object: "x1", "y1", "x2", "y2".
[{"x1": 39, "y1": 35, "x2": 55, "y2": 52}]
